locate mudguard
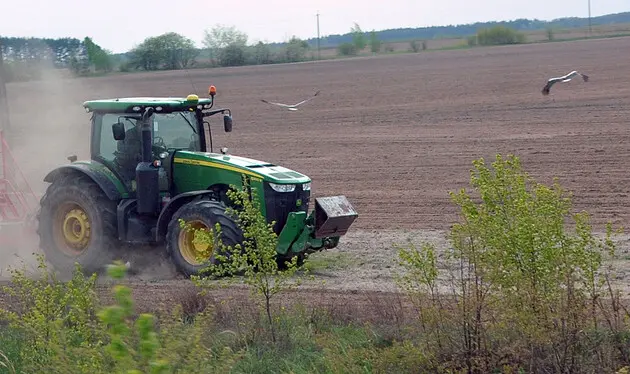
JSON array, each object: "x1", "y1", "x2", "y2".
[
  {"x1": 43, "y1": 162, "x2": 128, "y2": 201},
  {"x1": 155, "y1": 190, "x2": 216, "y2": 242}
]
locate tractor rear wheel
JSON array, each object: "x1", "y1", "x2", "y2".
[
  {"x1": 166, "y1": 199, "x2": 244, "y2": 277},
  {"x1": 37, "y1": 174, "x2": 119, "y2": 276}
]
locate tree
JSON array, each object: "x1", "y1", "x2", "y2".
[
  {"x1": 369, "y1": 30, "x2": 381, "y2": 53},
  {"x1": 83, "y1": 37, "x2": 112, "y2": 72},
  {"x1": 252, "y1": 41, "x2": 272, "y2": 65},
  {"x1": 218, "y1": 43, "x2": 246, "y2": 67},
  {"x1": 129, "y1": 32, "x2": 198, "y2": 71},
  {"x1": 202, "y1": 25, "x2": 248, "y2": 63},
  {"x1": 351, "y1": 23, "x2": 367, "y2": 51},
  {"x1": 284, "y1": 36, "x2": 309, "y2": 62}
]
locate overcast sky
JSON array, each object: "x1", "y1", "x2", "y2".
[{"x1": 0, "y1": 0, "x2": 626, "y2": 53}]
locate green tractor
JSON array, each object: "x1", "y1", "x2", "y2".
[{"x1": 36, "y1": 86, "x2": 358, "y2": 277}]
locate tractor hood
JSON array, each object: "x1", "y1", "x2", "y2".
[{"x1": 173, "y1": 151, "x2": 311, "y2": 184}]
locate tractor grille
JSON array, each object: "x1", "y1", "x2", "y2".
[{"x1": 263, "y1": 182, "x2": 310, "y2": 234}]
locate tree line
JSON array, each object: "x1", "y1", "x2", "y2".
[
  {"x1": 303, "y1": 11, "x2": 630, "y2": 48},
  {"x1": 2, "y1": 10, "x2": 628, "y2": 82},
  {"x1": 0, "y1": 26, "x2": 312, "y2": 82},
  {"x1": 0, "y1": 36, "x2": 112, "y2": 82}
]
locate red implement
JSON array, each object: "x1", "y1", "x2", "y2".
[{"x1": 0, "y1": 130, "x2": 39, "y2": 250}]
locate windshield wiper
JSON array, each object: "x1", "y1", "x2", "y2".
[{"x1": 178, "y1": 112, "x2": 197, "y2": 134}]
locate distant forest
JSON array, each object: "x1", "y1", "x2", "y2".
[{"x1": 294, "y1": 11, "x2": 630, "y2": 48}]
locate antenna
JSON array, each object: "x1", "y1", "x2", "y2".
[{"x1": 180, "y1": 48, "x2": 199, "y2": 95}]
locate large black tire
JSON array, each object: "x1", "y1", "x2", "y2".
[
  {"x1": 37, "y1": 174, "x2": 119, "y2": 276},
  {"x1": 166, "y1": 199, "x2": 244, "y2": 277}
]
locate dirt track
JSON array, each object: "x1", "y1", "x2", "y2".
[{"x1": 3, "y1": 36, "x2": 630, "y2": 308}]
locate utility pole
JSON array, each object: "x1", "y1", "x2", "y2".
[
  {"x1": 0, "y1": 37, "x2": 10, "y2": 133},
  {"x1": 316, "y1": 12, "x2": 321, "y2": 60},
  {"x1": 587, "y1": 0, "x2": 592, "y2": 38}
]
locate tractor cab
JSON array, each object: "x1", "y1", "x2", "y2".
[{"x1": 85, "y1": 89, "x2": 233, "y2": 198}]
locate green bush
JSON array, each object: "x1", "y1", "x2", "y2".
[
  {"x1": 397, "y1": 154, "x2": 626, "y2": 373},
  {"x1": 183, "y1": 182, "x2": 307, "y2": 343},
  {"x1": 337, "y1": 42, "x2": 358, "y2": 56},
  {"x1": 477, "y1": 25, "x2": 526, "y2": 45}
]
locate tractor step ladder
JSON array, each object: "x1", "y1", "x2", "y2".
[{"x1": 0, "y1": 130, "x2": 38, "y2": 238}]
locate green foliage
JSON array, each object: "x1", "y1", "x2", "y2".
[
  {"x1": 252, "y1": 41, "x2": 273, "y2": 64},
  {"x1": 0, "y1": 254, "x2": 108, "y2": 373},
  {"x1": 83, "y1": 37, "x2": 113, "y2": 73},
  {"x1": 397, "y1": 154, "x2": 626, "y2": 373},
  {"x1": 185, "y1": 182, "x2": 308, "y2": 343},
  {"x1": 202, "y1": 24, "x2": 248, "y2": 63},
  {"x1": 369, "y1": 30, "x2": 381, "y2": 53},
  {"x1": 218, "y1": 44, "x2": 246, "y2": 67},
  {"x1": 129, "y1": 32, "x2": 198, "y2": 71},
  {"x1": 0, "y1": 256, "x2": 244, "y2": 373},
  {"x1": 283, "y1": 36, "x2": 309, "y2": 63},
  {"x1": 350, "y1": 23, "x2": 367, "y2": 50},
  {"x1": 98, "y1": 262, "x2": 170, "y2": 373},
  {"x1": 337, "y1": 42, "x2": 358, "y2": 56},
  {"x1": 476, "y1": 25, "x2": 526, "y2": 45},
  {"x1": 0, "y1": 36, "x2": 112, "y2": 81}
]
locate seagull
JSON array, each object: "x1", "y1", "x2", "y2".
[
  {"x1": 261, "y1": 90, "x2": 320, "y2": 111},
  {"x1": 542, "y1": 70, "x2": 589, "y2": 96}
]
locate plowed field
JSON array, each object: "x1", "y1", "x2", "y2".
[{"x1": 3, "y1": 36, "x2": 630, "y2": 311}]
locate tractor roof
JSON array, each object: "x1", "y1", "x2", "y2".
[{"x1": 83, "y1": 95, "x2": 214, "y2": 113}]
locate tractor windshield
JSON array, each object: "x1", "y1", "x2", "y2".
[
  {"x1": 151, "y1": 112, "x2": 201, "y2": 151},
  {"x1": 94, "y1": 111, "x2": 202, "y2": 180}
]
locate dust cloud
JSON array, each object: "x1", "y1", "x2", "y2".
[
  {"x1": 1, "y1": 63, "x2": 90, "y2": 279},
  {"x1": 0, "y1": 64, "x2": 182, "y2": 281}
]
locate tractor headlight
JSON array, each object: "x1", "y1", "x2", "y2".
[
  {"x1": 302, "y1": 182, "x2": 311, "y2": 191},
  {"x1": 269, "y1": 183, "x2": 295, "y2": 193}
]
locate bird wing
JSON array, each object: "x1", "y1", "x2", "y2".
[
  {"x1": 260, "y1": 99, "x2": 293, "y2": 108},
  {"x1": 261, "y1": 90, "x2": 321, "y2": 108},
  {"x1": 542, "y1": 70, "x2": 589, "y2": 95}
]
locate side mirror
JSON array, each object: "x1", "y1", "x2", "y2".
[
  {"x1": 223, "y1": 114, "x2": 233, "y2": 133},
  {"x1": 112, "y1": 122, "x2": 126, "y2": 141}
]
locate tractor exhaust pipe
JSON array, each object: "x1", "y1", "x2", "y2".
[{"x1": 136, "y1": 107, "x2": 160, "y2": 215}]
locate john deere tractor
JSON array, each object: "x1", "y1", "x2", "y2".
[{"x1": 36, "y1": 86, "x2": 357, "y2": 277}]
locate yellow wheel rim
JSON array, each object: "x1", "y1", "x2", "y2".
[
  {"x1": 52, "y1": 202, "x2": 91, "y2": 256},
  {"x1": 178, "y1": 220, "x2": 214, "y2": 265}
]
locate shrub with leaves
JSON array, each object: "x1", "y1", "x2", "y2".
[
  {"x1": 0, "y1": 254, "x2": 108, "y2": 373},
  {"x1": 184, "y1": 182, "x2": 308, "y2": 343},
  {"x1": 397, "y1": 154, "x2": 624, "y2": 373},
  {"x1": 98, "y1": 261, "x2": 170, "y2": 374}
]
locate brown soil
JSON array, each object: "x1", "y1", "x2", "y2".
[{"x1": 2, "y1": 36, "x2": 630, "y2": 312}]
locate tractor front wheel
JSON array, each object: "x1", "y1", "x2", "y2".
[
  {"x1": 37, "y1": 174, "x2": 119, "y2": 276},
  {"x1": 166, "y1": 200, "x2": 244, "y2": 277}
]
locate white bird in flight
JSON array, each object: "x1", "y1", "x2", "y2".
[
  {"x1": 542, "y1": 70, "x2": 589, "y2": 96},
  {"x1": 261, "y1": 90, "x2": 320, "y2": 111}
]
